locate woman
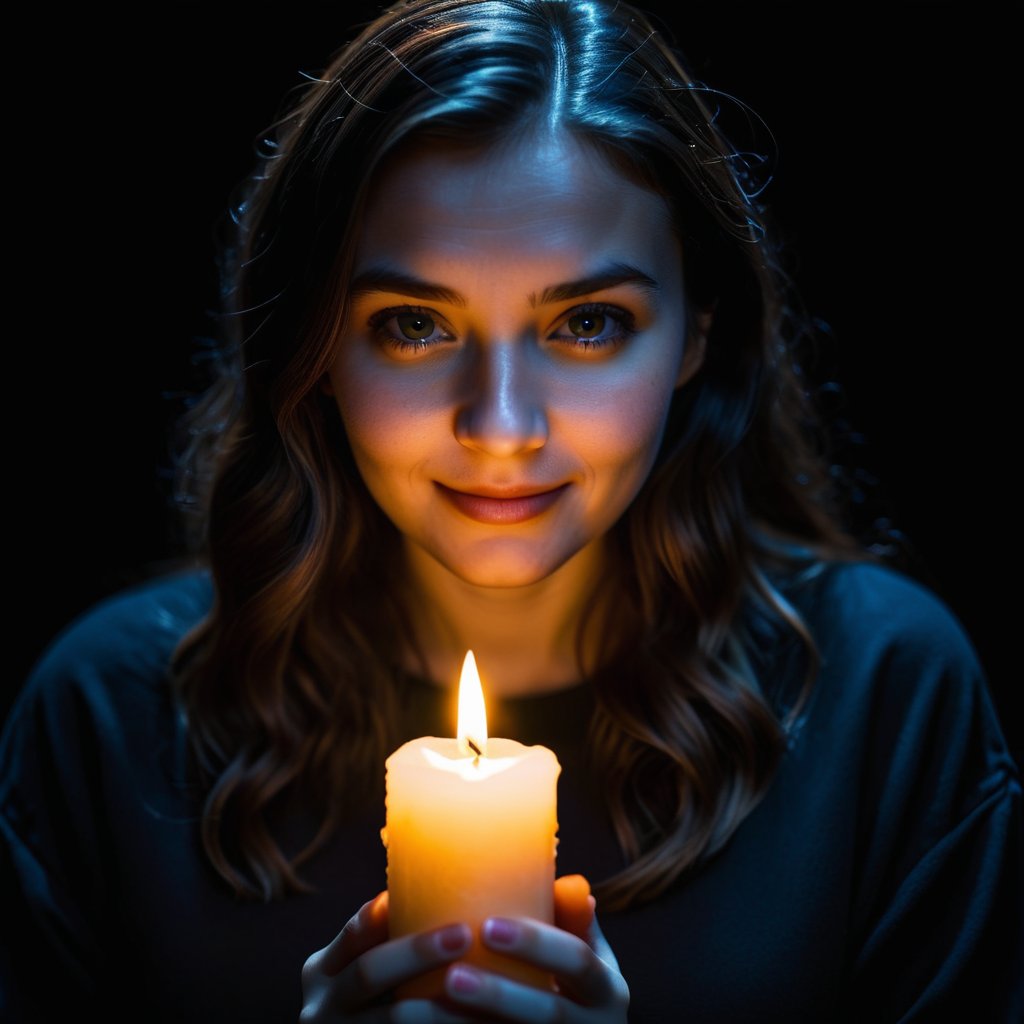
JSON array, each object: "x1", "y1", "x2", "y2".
[{"x1": 3, "y1": 1, "x2": 1020, "y2": 1021}]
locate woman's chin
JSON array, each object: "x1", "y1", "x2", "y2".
[{"x1": 422, "y1": 538, "x2": 589, "y2": 591}]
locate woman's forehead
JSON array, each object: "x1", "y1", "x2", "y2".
[{"x1": 353, "y1": 131, "x2": 679, "y2": 285}]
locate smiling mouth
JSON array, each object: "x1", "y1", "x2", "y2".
[{"x1": 435, "y1": 482, "x2": 569, "y2": 525}]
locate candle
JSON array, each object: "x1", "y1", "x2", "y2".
[{"x1": 383, "y1": 650, "x2": 561, "y2": 997}]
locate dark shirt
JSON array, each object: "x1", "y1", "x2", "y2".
[{"x1": 1, "y1": 561, "x2": 1021, "y2": 1022}]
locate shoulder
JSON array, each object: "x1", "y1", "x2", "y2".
[
  {"x1": 783, "y1": 557, "x2": 983, "y2": 680},
  {"x1": 4, "y1": 565, "x2": 213, "y2": 753},
  {"x1": 27, "y1": 565, "x2": 211, "y2": 685},
  {"x1": 780, "y1": 558, "x2": 1017, "y2": 817},
  {"x1": 756, "y1": 557, "x2": 987, "y2": 728},
  {"x1": 1, "y1": 566, "x2": 213, "y2": 883},
  {"x1": 774, "y1": 565, "x2": 1023, "y2": 1013}
]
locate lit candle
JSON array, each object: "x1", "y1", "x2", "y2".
[{"x1": 383, "y1": 650, "x2": 561, "y2": 996}]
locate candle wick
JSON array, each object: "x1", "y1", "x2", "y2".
[{"x1": 467, "y1": 737, "x2": 483, "y2": 758}]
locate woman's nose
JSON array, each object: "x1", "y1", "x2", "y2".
[{"x1": 454, "y1": 340, "x2": 548, "y2": 456}]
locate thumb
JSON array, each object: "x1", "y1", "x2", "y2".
[{"x1": 554, "y1": 874, "x2": 596, "y2": 940}]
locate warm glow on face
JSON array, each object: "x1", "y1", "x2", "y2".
[
  {"x1": 324, "y1": 133, "x2": 696, "y2": 593},
  {"x1": 457, "y1": 650, "x2": 488, "y2": 757}
]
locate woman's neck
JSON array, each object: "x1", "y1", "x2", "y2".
[{"x1": 398, "y1": 539, "x2": 613, "y2": 697}]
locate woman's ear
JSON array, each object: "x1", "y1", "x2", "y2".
[{"x1": 675, "y1": 308, "x2": 713, "y2": 389}]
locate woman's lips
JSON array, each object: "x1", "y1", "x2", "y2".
[{"x1": 436, "y1": 482, "x2": 569, "y2": 524}]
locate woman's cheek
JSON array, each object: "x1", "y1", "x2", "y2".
[
  {"x1": 563, "y1": 369, "x2": 676, "y2": 464},
  {"x1": 335, "y1": 366, "x2": 440, "y2": 461}
]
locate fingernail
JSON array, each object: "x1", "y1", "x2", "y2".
[
  {"x1": 436, "y1": 923, "x2": 470, "y2": 953},
  {"x1": 483, "y1": 917, "x2": 519, "y2": 947},
  {"x1": 448, "y1": 964, "x2": 483, "y2": 994}
]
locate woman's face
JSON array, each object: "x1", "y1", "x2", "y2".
[{"x1": 322, "y1": 131, "x2": 706, "y2": 589}]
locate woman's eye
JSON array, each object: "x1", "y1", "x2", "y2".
[
  {"x1": 367, "y1": 306, "x2": 454, "y2": 354},
  {"x1": 550, "y1": 304, "x2": 636, "y2": 352},
  {"x1": 396, "y1": 312, "x2": 437, "y2": 341},
  {"x1": 567, "y1": 312, "x2": 606, "y2": 338}
]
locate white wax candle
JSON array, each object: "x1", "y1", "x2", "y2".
[{"x1": 383, "y1": 651, "x2": 561, "y2": 996}]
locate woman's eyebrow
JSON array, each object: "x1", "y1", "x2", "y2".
[
  {"x1": 346, "y1": 261, "x2": 660, "y2": 307},
  {"x1": 531, "y1": 263, "x2": 659, "y2": 306},
  {"x1": 348, "y1": 267, "x2": 465, "y2": 306}
]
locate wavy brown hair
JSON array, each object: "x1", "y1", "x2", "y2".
[{"x1": 170, "y1": 0, "x2": 866, "y2": 909}]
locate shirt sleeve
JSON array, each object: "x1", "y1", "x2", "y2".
[
  {"x1": 1, "y1": 660, "x2": 110, "y2": 1018},
  {"x1": 817, "y1": 565, "x2": 1024, "y2": 1022},
  {"x1": 1, "y1": 569, "x2": 210, "y2": 1021},
  {"x1": 851, "y1": 769, "x2": 1022, "y2": 1021}
]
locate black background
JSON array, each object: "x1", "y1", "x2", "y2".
[{"x1": 11, "y1": 5, "x2": 1017, "y2": 763}]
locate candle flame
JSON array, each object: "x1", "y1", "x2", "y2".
[{"x1": 457, "y1": 650, "x2": 488, "y2": 758}]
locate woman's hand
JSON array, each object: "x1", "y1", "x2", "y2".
[
  {"x1": 440, "y1": 874, "x2": 630, "y2": 1022},
  {"x1": 300, "y1": 891, "x2": 477, "y2": 1022},
  {"x1": 300, "y1": 875, "x2": 628, "y2": 1022}
]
